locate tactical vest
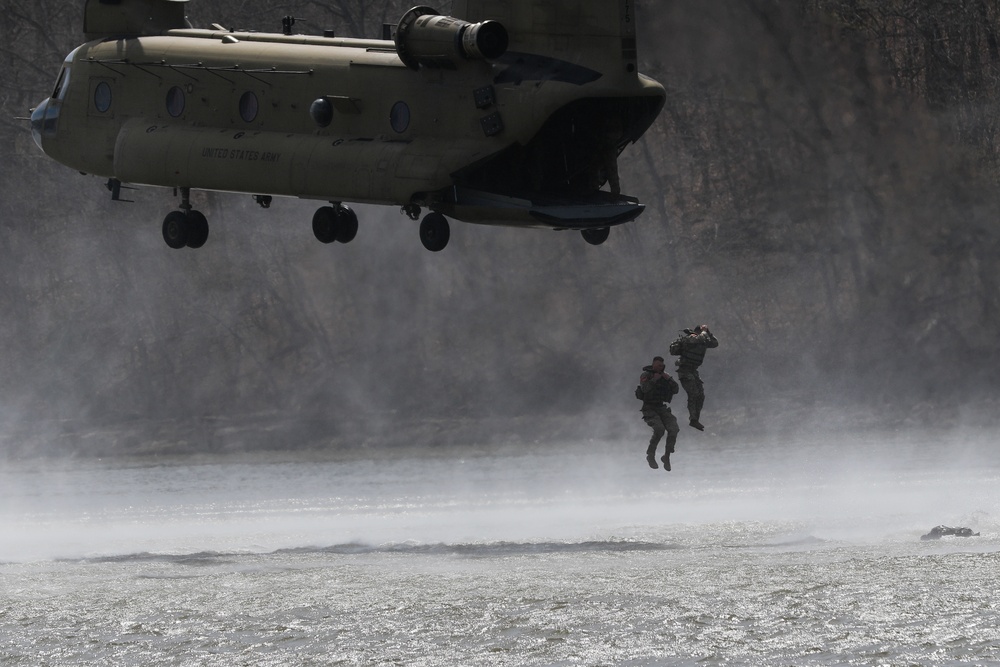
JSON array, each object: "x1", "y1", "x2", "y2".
[
  {"x1": 640, "y1": 368, "x2": 677, "y2": 404},
  {"x1": 676, "y1": 333, "x2": 717, "y2": 369},
  {"x1": 677, "y1": 344, "x2": 707, "y2": 369}
]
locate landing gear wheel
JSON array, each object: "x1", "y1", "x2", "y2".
[
  {"x1": 581, "y1": 227, "x2": 610, "y2": 246},
  {"x1": 313, "y1": 205, "x2": 359, "y2": 244},
  {"x1": 335, "y1": 205, "x2": 358, "y2": 243},
  {"x1": 419, "y1": 212, "x2": 450, "y2": 252},
  {"x1": 162, "y1": 211, "x2": 190, "y2": 249},
  {"x1": 312, "y1": 206, "x2": 338, "y2": 244},
  {"x1": 186, "y1": 210, "x2": 209, "y2": 248}
]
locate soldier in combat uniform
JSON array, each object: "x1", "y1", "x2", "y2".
[
  {"x1": 639, "y1": 356, "x2": 680, "y2": 471},
  {"x1": 673, "y1": 324, "x2": 719, "y2": 431}
]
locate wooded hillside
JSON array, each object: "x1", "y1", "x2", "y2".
[{"x1": 1, "y1": 0, "x2": 998, "y2": 456}]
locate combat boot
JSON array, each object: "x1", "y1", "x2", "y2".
[
  {"x1": 646, "y1": 445, "x2": 658, "y2": 469},
  {"x1": 661, "y1": 452, "x2": 671, "y2": 471},
  {"x1": 689, "y1": 419, "x2": 704, "y2": 431}
]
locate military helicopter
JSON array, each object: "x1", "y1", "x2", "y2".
[{"x1": 30, "y1": 0, "x2": 665, "y2": 251}]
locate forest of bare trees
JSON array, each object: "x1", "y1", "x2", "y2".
[{"x1": 1, "y1": 0, "x2": 998, "y2": 456}]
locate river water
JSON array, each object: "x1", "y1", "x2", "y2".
[{"x1": 2, "y1": 431, "x2": 999, "y2": 665}]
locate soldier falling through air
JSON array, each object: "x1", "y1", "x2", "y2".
[{"x1": 637, "y1": 356, "x2": 680, "y2": 471}]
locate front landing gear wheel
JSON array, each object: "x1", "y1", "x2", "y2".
[
  {"x1": 419, "y1": 212, "x2": 450, "y2": 252},
  {"x1": 162, "y1": 211, "x2": 190, "y2": 249},
  {"x1": 313, "y1": 205, "x2": 359, "y2": 244},
  {"x1": 312, "y1": 206, "x2": 337, "y2": 244},
  {"x1": 336, "y1": 205, "x2": 358, "y2": 243},
  {"x1": 581, "y1": 227, "x2": 610, "y2": 246},
  {"x1": 186, "y1": 210, "x2": 209, "y2": 248}
]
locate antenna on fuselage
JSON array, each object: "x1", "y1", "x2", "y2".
[
  {"x1": 105, "y1": 179, "x2": 136, "y2": 203},
  {"x1": 281, "y1": 16, "x2": 306, "y2": 35}
]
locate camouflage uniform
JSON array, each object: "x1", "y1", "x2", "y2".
[
  {"x1": 675, "y1": 330, "x2": 719, "y2": 425},
  {"x1": 639, "y1": 365, "x2": 680, "y2": 465}
]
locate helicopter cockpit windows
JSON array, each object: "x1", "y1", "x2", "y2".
[
  {"x1": 239, "y1": 92, "x2": 259, "y2": 123},
  {"x1": 50, "y1": 46, "x2": 82, "y2": 100},
  {"x1": 390, "y1": 101, "x2": 410, "y2": 133},
  {"x1": 31, "y1": 46, "x2": 83, "y2": 148},
  {"x1": 94, "y1": 81, "x2": 112, "y2": 113},
  {"x1": 52, "y1": 68, "x2": 69, "y2": 100},
  {"x1": 166, "y1": 86, "x2": 185, "y2": 118}
]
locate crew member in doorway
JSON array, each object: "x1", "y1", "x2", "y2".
[
  {"x1": 600, "y1": 135, "x2": 621, "y2": 196},
  {"x1": 671, "y1": 324, "x2": 719, "y2": 431},
  {"x1": 639, "y1": 356, "x2": 680, "y2": 471},
  {"x1": 590, "y1": 117, "x2": 622, "y2": 196}
]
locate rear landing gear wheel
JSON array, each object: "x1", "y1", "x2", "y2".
[
  {"x1": 162, "y1": 211, "x2": 190, "y2": 249},
  {"x1": 581, "y1": 227, "x2": 610, "y2": 246},
  {"x1": 419, "y1": 212, "x2": 450, "y2": 252}
]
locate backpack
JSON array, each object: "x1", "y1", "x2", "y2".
[{"x1": 669, "y1": 337, "x2": 684, "y2": 356}]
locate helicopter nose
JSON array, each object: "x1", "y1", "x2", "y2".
[{"x1": 30, "y1": 98, "x2": 53, "y2": 152}]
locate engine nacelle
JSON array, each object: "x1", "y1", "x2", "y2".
[{"x1": 395, "y1": 6, "x2": 508, "y2": 71}]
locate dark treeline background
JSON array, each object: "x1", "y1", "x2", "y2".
[{"x1": 1, "y1": 0, "x2": 998, "y2": 456}]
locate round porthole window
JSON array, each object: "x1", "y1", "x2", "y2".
[
  {"x1": 310, "y1": 98, "x2": 334, "y2": 127},
  {"x1": 166, "y1": 86, "x2": 185, "y2": 118},
  {"x1": 239, "y1": 91, "x2": 259, "y2": 123},
  {"x1": 390, "y1": 101, "x2": 410, "y2": 133},
  {"x1": 94, "y1": 81, "x2": 112, "y2": 113}
]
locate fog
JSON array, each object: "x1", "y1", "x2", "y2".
[
  {"x1": 1, "y1": 1, "x2": 999, "y2": 460},
  {"x1": 2, "y1": 427, "x2": 997, "y2": 562},
  {"x1": 4, "y1": 12, "x2": 1000, "y2": 667}
]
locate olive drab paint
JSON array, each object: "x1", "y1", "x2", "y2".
[{"x1": 31, "y1": 0, "x2": 665, "y2": 251}]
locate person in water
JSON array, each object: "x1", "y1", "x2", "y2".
[{"x1": 920, "y1": 525, "x2": 980, "y2": 540}]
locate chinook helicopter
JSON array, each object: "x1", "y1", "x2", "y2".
[{"x1": 30, "y1": 0, "x2": 665, "y2": 251}]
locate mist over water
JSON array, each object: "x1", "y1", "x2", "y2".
[
  {"x1": 3, "y1": 430, "x2": 997, "y2": 563},
  {"x1": 4, "y1": 1, "x2": 1000, "y2": 663},
  {"x1": 3, "y1": 431, "x2": 1000, "y2": 664},
  {"x1": 3, "y1": 0, "x2": 999, "y2": 454}
]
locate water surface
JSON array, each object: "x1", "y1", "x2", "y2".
[{"x1": 2, "y1": 432, "x2": 998, "y2": 665}]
